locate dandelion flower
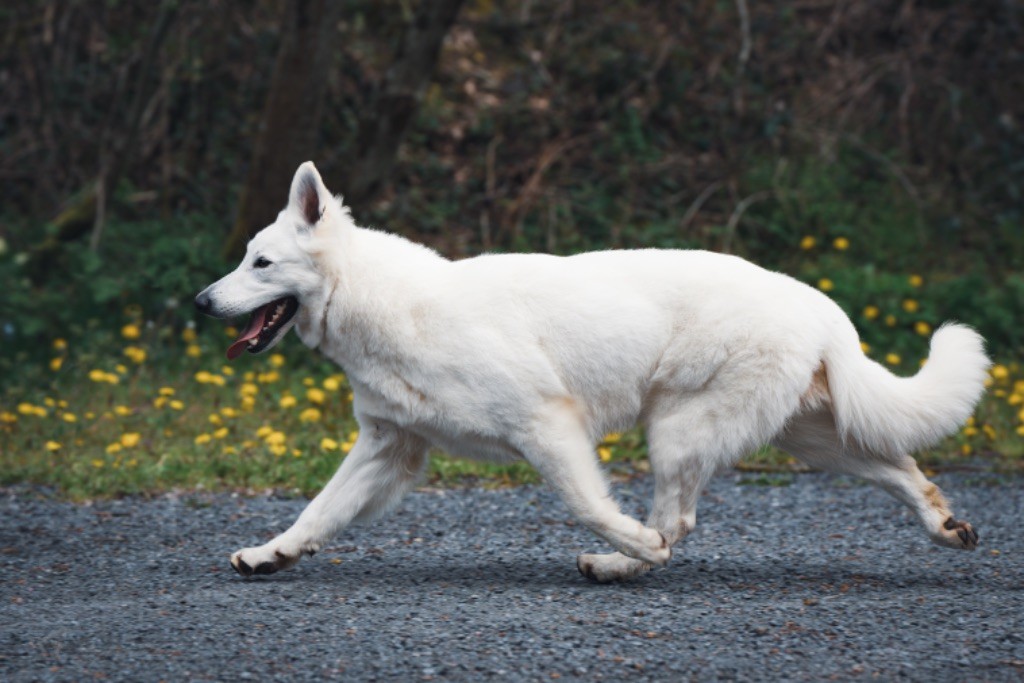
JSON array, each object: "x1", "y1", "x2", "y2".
[
  {"x1": 908, "y1": 274, "x2": 923, "y2": 287},
  {"x1": 817, "y1": 278, "x2": 834, "y2": 292},
  {"x1": 213, "y1": 427, "x2": 229, "y2": 439},
  {"x1": 240, "y1": 395, "x2": 256, "y2": 411},
  {"x1": 603, "y1": 433, "x2": 622, "y2": 445},
  {"x1": 89, "y1": 369, "x2": 107, "y2": 382},
  {"x1": 225, "y1": 326, "x2": 238, "y2": 338},
  {"x1": 902, "y1": 299, "x2": 919, "y2": 313},
  {"x1": 914, "y1": 321, "x2": 932, "y2": 336},
  {"x1": 222, "y1": 446, "x2": 238, "y2": 455},
  {"x1": 50, "y1": 357, "x2": 64, "y2": 371},
  {"x1": 863, "y1": 306, "x2": 879, "y2": 321},
  {"x1": 799, "y1": 236, "x2": 816, "y2": 250},
  {"x1": 220, "y1": 407, "x2": 239, "y2": 419},
  {"x1": 103, "y1": 372, "x2": 119, "y2": 384},
  {"x1": 269, "y1": 443, "x2": 287, "y2": 457},
  {"x1": 194, "y1": 434, "x2": 212, "y2": 445},
  {"x1": 323, "y1": 377, "x2": 340, "y2": 392},
  {"x1": 267, "y1": 431, "x2": 289, "y2": 447},
  {"x1": 169, "y1": 400, "x2": 184, "y2": 410},
  {"x1": 885, "y1": 353, "x2": 901, "y2": 366},
  {"x1": 181, "y1": 327, "x2": 197, "y2": 343},
  {"x1": 45, "y1": 441, "x2": 61, "y2": 451},
  {"x1": 961, "y1": 444, "x2": 972, "y2": 456},
  {"x1": 299, "y1": 408, "x2": 322, "y2": 423},
  {"x1": 221, "y1": 365, "x2": 235, "y2": 376},
  {"x1": 53, "y1": 338, "x2": 68, "y2": 350},
  {"x1": 0, "y1": 412, "x2": 17, "y2": 423},
  {"x1": 860, "y1": 341, "x2": 870, "y2": 354},
  {"x1": 257, "y1": 371, "x2": 279, "y2": 384},
  {"x1": 349, "y1": 431, "x2": 359, "y2": 441},
  {"x1": 341, "y1": 442, "x2": 354, "y2": 454},
  {"x1": 256, "y1": 425, "x2": 274, "y2": 439},
  {"x1": 159, "y1": 387, "x2": 175, "y2": 396},
  {"x1": 186, "y1": 344, "x2": 202, "y2": 358},
  {"x1": 306, "y1": 388, "x2": 326, "y2": 405},
  {"x1": 991, "y1": 365, "x2": 1009, "y2": 381},
  {"x1": 106, "y1": 443, "x2": 123, "y2": 454},
  {"x1": 884, "y1": 315, "x2": 897, "y2": 327},
  {"x1": 239, "y1": 383, "x2": 259, "y2": 397},
  {"x1": 833, "y1": 237, "x2": 850, "y2": 251},
  {"x1": 121, "y1": 324, "x2": 141, "y2": 340},
  {"x1": 120, "y1": 433, "x2": 141, "y2": 448},
  {"x1": 598, "y1": 446, "x2": 612, "y2": 462},
  {"x1": 209, "y1": 413, "x2": 223, "y2": 425},
  {"x1": 114, "y1": 405, "x2": 132, "y2": 417},
  {"x1": 194, "y1": 371, "x2": 213, "y2": 384},
  {"x1": 279, "y1": 395, "x2": 297, "y2": 409},
  {"x1": 92, "y1": 459, "x2": 105, "y2": 468},
  {"x1": 321, "y1": 437, "x2": 339, "y2": 451},
  {"x1": 269, "y1": 354, "x2": 286, "y2": 368},
  {"x1": 153, "y1": 397, "x2": 169, "y2": 409},
  {"x1": 123, "y1": 346, "x2": 147, "y2": 364},
  {"x1": 62, "y1": 413, "x2": 77, "y2": 423},
  {"x1": 115, "y1": 364, "x2": 128, "y2": 375},
  {"x1": 17, "y1": 403, "x2": 35, "y2": 415}
]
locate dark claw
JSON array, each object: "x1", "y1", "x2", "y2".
[
  {"x1": 577, "y1": 558, "x2": 598, "y2": 583},
  {"x1": 957, "y1": 529, "x2": 969, "y2": 545},
  {"x1": 234, "y1": 558, "x2": 253, "y2": 577},
  {"x1": 943, "y1": 517, "x2": 957, "y2": 531},
  {"x1": 253, "y1": 561, "x2": 278, "y2": 575}
]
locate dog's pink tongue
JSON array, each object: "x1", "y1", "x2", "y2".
[{"x1": 226, "y1": 305, "x2": 270, "y2": 360}]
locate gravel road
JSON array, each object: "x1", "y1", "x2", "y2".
[{"x1": 2, "y1": 471, "x2": 1022, "y2": 681}]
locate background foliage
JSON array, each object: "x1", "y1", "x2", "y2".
[{"x1": 1, "y1": 0, "x2": 1022, "y2": 492}]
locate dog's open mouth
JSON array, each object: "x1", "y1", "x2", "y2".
[{"x1": 226, "y1": 296, "x2": 299, "y2": 360}]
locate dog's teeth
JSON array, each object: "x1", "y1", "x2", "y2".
[{"x1": 248, "y1": 338, "x2": 258, "y2": 346}]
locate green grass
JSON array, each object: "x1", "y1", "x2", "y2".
[{"x1": 2, "y1": 306, "x2": 1022, "y2": 500}]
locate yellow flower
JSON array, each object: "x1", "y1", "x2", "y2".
[
  {"x1": 221, "y1": 365, "x2": 235, "y2": 376},
  {"x1": 292, "y1": 450, "x2": 302, "y2": 458},
  {"x1": 123, "y1": 346, "x2": 147, "y2": 364},
  {"x1": 209, "y1": 374, "x2": 226, "y2": 386},
  {"x1": 53, "y1": 338, "x2": 68, "y2": 350},
  {"x1": 103, "y1": 372, "x2": 120, "y2": 384},
  {"x1": 908, "y1": 274, "x2": 923, "y2": 288},
  {"x1": 991, "y1": 365, "x2": 1009, "y2": 381},
  {"x1": 265, "y1": 431, "x2": 286, "y2": 446},
  {"x1": 159, "y1": 387, "x2": 175, "y2": 396},
  {"x1": 195, "y1": 434, "x2": 212, "y2": 445},
  {"x1": 91, "y1": 459, "x2": 105, "y2": 468},
  {"x1": 982, "y1": 424, "x2": 996, "y2": 440},
  {"x1": 50, "y1": 357, "x2": 64, "y2": 371},
  {"x1": 1018, "y1": 407, "x2": 1024, "y2": 422},
  {"x1": 884, "y1": 315, "x2": 897, "y2": 327},
  {"x1": 914, "y1": 321, "x2": 931, "y2": 337},
  {"x1": 299, "y1": 408, "x2": 322, "y2": 423},
  {"x1": 269, "y1": 354, "x2": 286, "y2": 368},
  {"x1": 181, "y1": 327, "x2": 197, "y2": 343},
  {"x1": 213, "y1": 427, "x2": 229, "y2": 439},
  {"x1": 239, "y1": 383, "x2": 259, "y2": 397},
  {"x1": 194, "y1": 371, "x2": 212, "y2": 384},
  {"x1": 306, "y1": 388, "x2": 326, "y2": 404},
  {"x1": 225, "y1": 326, "x2": 238, "y2": 338},
  {"x1": 62, "y1": 413, "x2": 77, "y2": 423},
  {"x1": 257, "y1": 371, "x2": 279, "y2": 384},
  {"x1": 45, "y1": 441, "x2": 61, "y2": 451},
  {"x1": 169, "y1": 400, "x2": 184, "y2": 410},
  {"x1": 1008, "y1": 393, "x2": 1022, "y2": 406},
  {"x1": 597, "y1": 446, "x2": 612, "y2": 462},
  {"x1": 269, "y1": 443, "x2": 288, "y2": 456},
  {"x1": 321, "y1": 437, "x2": 339, "y2": 451},
  {"x1": 44, "y1": 397, "x2": 56, "y2": 407},
  {"x1": 33, "y1": 406, "x2": 47, "y2": 417},
  {"x1": 962, "y1": 426, "x2": 978, "y2": 437},
  {"x1": 106, "y1": 443, "x2": 123, "y2": 454},
  {"x1": 349, "y1": 431, "x2": 359, "y2": 441},
  {"x1": 0, "y1": 412, "x2": 17, "y2": 423},
  {"x1": 186, "y1": 344, "x2": 202, "y2": 358},
  {"x1": 114, "y1": 405, "x2": 132, "y2": 417},
  {"x1": 817, "y1": 278, "x2": 834, "y2": 292},
  {"x1": 323, "y1": 377, "x2": 340, "y2": 392},
  {"x1": 121, "y1": 324, "x2": 141, "y2": 340},
  {"x1": 902, "y1": 299, "x2": 919, "y2": 313},
  {"x1": 255, "y1": 425, "x2": 274, "y2": 439},
  {"x1": 209, "y1": 413, "x2": 223, "y2": 425},
  {"x1": 799, "y1": 236, "x2": 816, "y2": 250},
  {"x1": 960, "y1": 444, "x2": 972, "y2": 456},
  {"x1": 220, "y1": 407, "x2": 239, "y2": 419},
  {"x1": 863, "y1": 306, "x2": 879, "y2": 320},
  {"x1": 885, "y1": 353, "x2": 901, "y2": 366},
  {"x1": 603, "y1": 432, "x2": 622, "y2": 444},
  {"x1": 17, "y1": 403, "x2": 35, "y2": 415},
  {"x1": 860, "y1": 341, "x2": 870, "y2": 354},
  {"x1": 240, "y1": 395, "x2": 256, "y2": 411},
  {"x1": 89, "y1": 369, "x2": 106, "y2": 382},
  {"x1": 222, "y1": 446, "x2": 238, "y2": 455},
  {"x1": 341, "y1": 441, "x2": 354, "y2": 454},
  {"x1": 153, "y1": 397, "x2": 168, "y2": 409},
  {"x1": 303, "y1": 377, "x2": 315, "y2": 386},
  {"x1": 115, "y1": 364, "x2": 128, "y2": 375},
  {"x1": 120, "y1": 432, "x2": 141, "y2": 448},
  {"x1": 833, "y1": 237, "x2": 849, "y2": 251},
  {"x1": 279, "y1": 395, "x2": 298, "y2": 409}
]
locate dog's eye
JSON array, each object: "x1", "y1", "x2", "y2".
[{"x1": 253, "y1": 256, "x2": 272, "y2": 269}]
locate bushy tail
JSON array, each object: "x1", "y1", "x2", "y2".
[{"x1": 825, "y1": 323, "x2": 990, "y2": 456}]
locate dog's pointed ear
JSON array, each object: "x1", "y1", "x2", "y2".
[{"x1": 288, "y1": 161, "x2": 329, "y2": 226}]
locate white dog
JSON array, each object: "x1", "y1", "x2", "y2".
[{"x1": 195, "y1": 162, "x2": 989, "y2": 583}]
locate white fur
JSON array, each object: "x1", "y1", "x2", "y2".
[{"x1": 197, "y1": 162, "x2": 990, "y2": 582}]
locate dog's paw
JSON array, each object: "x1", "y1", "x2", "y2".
[
  {"x1": 230, "y1": 544, "x2": 304, "y2": 577},
  {"x1": 627, "y1": 528, "x2": 671, "y2": 567},
  {"x1": 932, "y1": 516, "x2": 979, "y2": 551},
  {"x1": 577, "y1": 552, "x2": 651, "y2": 584}
]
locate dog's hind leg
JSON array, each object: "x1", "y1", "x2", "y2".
[
  {"x1": 773, "y1": 408, "x2": 978, "y2": 551},
  {"x1": 230, "y1": 421, "x2": 428, "y2": 577},
  {"x1": 523, "y1": 402, "x2": 671, "y2": 569}
]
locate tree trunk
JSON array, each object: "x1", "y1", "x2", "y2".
[
  {"x1": 341, "y1": 0, "x2": 465, "y2": 205},
  {"x1": 224, "y1": 0, "x2": 344, "y2": 260}
]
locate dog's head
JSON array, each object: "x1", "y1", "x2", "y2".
[{"x1": 195, "y1": 162, "x2": 344, "y2": 359}]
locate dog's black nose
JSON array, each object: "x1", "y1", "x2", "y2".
[{"x1": 194, "y1": 291, "x2": 212, "y2": 313}]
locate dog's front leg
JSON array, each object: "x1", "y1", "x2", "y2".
[{"x1": 230, "y1": 421, "x2": 428, "y2": 577}]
